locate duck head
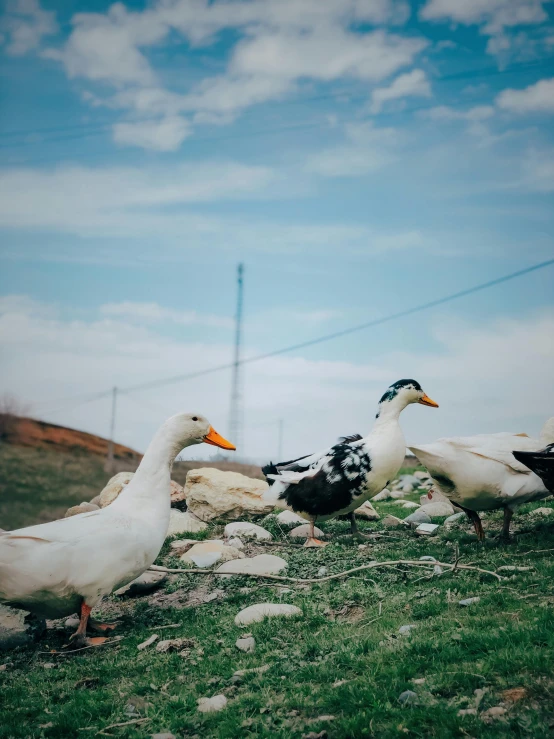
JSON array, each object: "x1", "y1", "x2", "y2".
[
  {"x1": 171, "y1": 412, "x2": 236, "y2": 451},
  {"x1": 376, "y1": 379, "x2": 438, "y2": 418}
]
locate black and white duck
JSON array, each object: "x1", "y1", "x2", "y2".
[
  {"x1": 262, "y1": 379, "x2": 438, "y2": 546},
  {"x1": 513, "y1": 442, "x2": 554, "y2": 493}
]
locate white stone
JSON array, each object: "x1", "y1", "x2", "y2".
[
  {"x1": 276, "y1": 510, "x2": 306, "y2": 525},
  {"x1": 224, "y1": 522, "x2": 273, "y2": 540},
  {"x1": 382, "y1": 514, "x2": 409, "y2": 528},
  {"x1": 180, "y1": 541, "x2": 244, "y2": 568},
  {"x1": 353, "y1": 500, "x2": 379, "y2": 520},
  {"x1": 115, "y1": 570, "x2": 167, "y2": 596},
  {"x1": 398, "y1": 624, "x2": 417, "y2": 635},
  {"x1": 415, "y1": 523, "x2": 440, "y2": 536},
  {"x1": 235, "y1": 636, "x2": 255, "y2": 653},
  {"x1": 419, "y1": 502, "x2": 455, "y2": 517},
  {"x1": 420, "y1": 489, "x2": 451, "y2": 507},
  {"x1": 185, "y1": 468, "x2": 272, "y2": 522},
  {"x1": 234, "y1": 603, "x2": 302, "y2": 627},
  {"x1": 166, "y1": 509, "x2": 208, "y2": 537},
  {"x1": 372, "y1": 488, "x2": 392, "y2": 502},
  {"x1": 401, "y1": 483, "x2": 414, "y2": 494},
  {"x1": 216, "y1": 554, "x2": 287, "y2": 576},
  {"x1": 169, "y1": 539, "x2": 199, "y2": 554},
  {"x1": 390, "y1": 489, "x2": 408, "y2": 499},
  {"x1": 64, "y1": 501, "x2": 99, "y2": 517},
  {"x1": 401, "y1": 501, "x2": 420, "y2": 509},
  {"x1": 197, "y1": 695, "x2": 227, "y2": 713},
  {"x1": 289, "y1": 524, "x2": 324, "y2": 539},
  {"x1": 404, "y1": 510, "x2": 432, "y2": 527},
  {"x1": 227, "y1": 537, "x2": 245, "y2": 550},
  {"x1": 529, "y1": 507, "x2": 554, "y2": 517},
  {"x1": 444, "y1": 512, "x2": 466, "y2": 527},
  {"x1": 99, "y1": 471, "x2": 134, "y2": 507},
  {"x1": 459, "y1": 597, "x2": 480, "y2": 607},
  {"x1": 414, "y1": 471, "x2": 430, "y2": 481}
]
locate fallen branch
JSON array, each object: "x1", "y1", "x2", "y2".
[
  {"x1": 150, "y1": 559, "x2": 504, "y2": 582},
  {"x1": 97, "y1": 718, "x2": 149, "y2": 735}
]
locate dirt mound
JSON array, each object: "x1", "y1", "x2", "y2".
[{"x1": 2, "y1": 416, "x2": 141, "y2": 461}]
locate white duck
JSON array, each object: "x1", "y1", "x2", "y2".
[
  {"x1": 0, "y1": 412, "x2": 235, "y2": 647},
  {"x1": 262, "y1": 379, "x2": 438, "y2": 545},
  {"x1": 409, "y1": 417, "x2": 554, "y2": 541}
]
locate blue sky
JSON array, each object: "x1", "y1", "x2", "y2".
[{"x1": 1, "y1": 0, "x2": 554, "y2": 460}]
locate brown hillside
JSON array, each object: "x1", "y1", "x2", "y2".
[{"x1": 2, "y1": 416, "x2": 142, "y2": 462}]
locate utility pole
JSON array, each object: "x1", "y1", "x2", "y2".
[
  {"x1": 277, "y1": 419, "x2": 283, "y2": 460},
  {"x1": 228, "y1": 264, "x2": 244, "y2": 456},
  {"x1": 106, "y1": 386, "x2": 118, "y2": 473}
]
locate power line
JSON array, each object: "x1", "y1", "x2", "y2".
[
  {"x1": 117, "y1": 257, "x2": 554, "y2": 395},
  {"x1": 1, "y1": 55, "x2": 552, "y2": 151}
]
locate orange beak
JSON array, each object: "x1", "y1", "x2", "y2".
[
  {"x1": 419, "y1": 394, "x2": 439, "y2": 408},
  {"x1": 204, "y1": 426, "x2": 236, "y2": 450}
]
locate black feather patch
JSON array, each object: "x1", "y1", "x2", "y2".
[
  {"x1": 513, "y1": 444, "x2": 554, "y2": 492},
  {"x1": 278, "y1": 441, "x2": 372, "y2": 517},
  {"x1": 261, "y1": 462, "x2": 279, "y2": 486},
  {"x1": 379, "y1": 378, "x2": 422, "y2": 404},
  {"x1": 338, "y1": 433, "x2": 363, "y2": 444}
]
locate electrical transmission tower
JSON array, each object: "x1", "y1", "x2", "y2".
[{"x1": 228, "y1": 263, "x2": 244, "y2": 455}]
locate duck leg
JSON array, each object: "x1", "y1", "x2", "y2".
[
  {"x1": 68, "y1": 602, "x2": 108, "y2": 649},
  {"x1": 456, "y1": 505, "x2": 485, "y2": 542},
  {"x1": 500, "y1": 508, "x2": 513, "y2": 542},
  {"x1": 304, "y1": 519, "x2": 327, "y2": 548},
  {"x1": 348, "y1": 512, "x2": 370, "y2": 541}
]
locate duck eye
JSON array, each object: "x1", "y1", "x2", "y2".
[{"x1": 192, "y1": 416, "x2": 198, "y2": 422}]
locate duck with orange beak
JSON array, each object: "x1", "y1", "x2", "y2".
[
  {"x1": 0, "y1": 412, "x2": 235, "y2": 647},
  {"x1": 262, "y1": 380, "x2": 438, "y2": 545}
]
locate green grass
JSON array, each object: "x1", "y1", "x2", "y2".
[
  {"x1": 0, "y1": 444, "x2": 112, "y2": 529},
  {"x1": 2, "y1": 485, "x2": 554, "y2": 738}
]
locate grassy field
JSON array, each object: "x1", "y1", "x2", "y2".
[
  {"x1": 1, "y1": 484, "x2": 554, "y2": 738},
  {"x1": 0, "y1": 444, "x2": 263, "y2": 530}
]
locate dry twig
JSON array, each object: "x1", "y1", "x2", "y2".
[
  {"x1": 97, "y1": 718, "x2": 149, "y2": 735},
  {"x1": 150, "y1": 559, "x2": 504, "y2": 582}
]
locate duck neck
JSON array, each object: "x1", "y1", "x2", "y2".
[{"x1": 374, "y1": 396, "x2": 408, "y2": 428}]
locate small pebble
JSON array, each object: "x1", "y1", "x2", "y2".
[
  {"x1": 317, "y1": 567, "x2": 328, "y2": 577},
  {"x1": 235, "y1": 636, "x2": 255, "y2": 653},
  {"x1": 398, "y1": 624, "x2": 417, "y2": 635},
  {"x1": 398, "y1": 690, "x2": 418, "y2": 706},
  {"x1": 458, "y1": 708, "x2": 478, "y2": 717},
  {"x1": 151, "y1": 733, "x2": 176, "y2": 739},
  {"x1": 197, "y1": 694, "x2": 227, "y2": 713},
  {"x1": 42, "y1": 663, "x2": 56, "y2": 669},
  {"x1": 459, "y1": 597, "x2": 480, "y2": 607}
]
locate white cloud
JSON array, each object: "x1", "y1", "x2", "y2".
[
  {"x1": 1, "y1": 0, "x2": 57, "y2": 55},
  {"x1": 112, "y1": 116, "x2": 192, "y2": 151},
  {"x1": 307, "y1": 121, "x2": 401, "y2": 177},
  {"x1": 100, "y1": 301, "x2": 233, "y2": 329},
  {"x1": 424, "y1": 105, "x2": 495, "y2": 121},
  {"x1": 496, "y1": 77, "x2": 554, "y2": 114},
  {"x1": 518, "y1": 148, "x2": 554, "y2": 192},
  {"x1": 1, "y1": 295, "x2": 553, "y2": 460},
  {"x1": 420, "y1": 0, "x2": 549, "y2": 34},
  {"x1": 370, "y1": 68, "x2": 431, "y2": 113},
  {"x1": 40, "y1": 0, "x2": 425, "y2": 148}
]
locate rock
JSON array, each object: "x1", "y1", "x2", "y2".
[
  {"x1": 401, "y1": 483, "x2": 414, "y2": 494},
  {"x1": 419, "y1": 556, "x2": 436, "y2": 561},
  {"x1": 459, "y1": 597, "x2": 480, "y2": 607},
  {"x1": 99, "y1": 471, "x2": 135, "y2": 507},
  {"x1": 151, "y1": 733, "x2": 176, "y2": 739},
  {"x1": 482, "y1": 706, "x2": 507, "y2": 720},
  {"x1": 90, "y1": 495, "x2": 101, "y2": 506},
  {"x1": 317, "y1": 567, "x2": 328, "y2": 577},
  {"x1": 169, "y1": 480, "x2": 185, "y2": 506},
  {"x1": 169, "y1": 539, "x2": 199, "y2": 554},
  {"x1": 42, "y1": 662, "x2": 56, "y2": 669},
  {"x1": 197, "y1": 695, "x2": 227, "y2": 713},
  {"x1": 419, "y1": 502, "x2": 455, "y2": 517},
  {"x1": 458, "y1": 708, "x2": 478, "y2": 717},
  {"x1": 414, "y1": 471, "x2": 430, "y2": 481},
  {"x1": 398, "y1": 690, "x2": 418, "y2": 706},
  {"x1": 404, "y1": 510, "x2": 432, "y2": 528},
  {"x1": 115, "y1": 571, "x2": 167, "y2": 597},
  {"x1": 529, "y1": 507, "x2": 554, "y2": 517},
  {"x1": 64, "y1": 501, "x2": 99, "y2": 517},
  {"x1": 398, "y1": 624, "x2": 417, "y2": 635},
  {"x1": 372, "y1": 488, "x2": 392, "y2": 501},
  {"x1": 216, "y1": 554, "x2": 287, "y2": 576},
  {"x1": 64, "y1": 617, "x2": 80, "y2": 630},
  {"x1": 415, "y1": 523, "x2": 440, "y2": 536},
  {"x1": 235, "y1": 603, "x2": 302, "y2": 626},
  {"x1": 276, "y1": 510, "x2": 306, "y2": 525},
  {"x1": 444, "y1": 512, "x2": 466, "y2": 527},
  {"x1": 166, "y1": 509, "x2": 208, "y2": 537},
  {"x1": 224, "y1": 522, "x2": 272, "y2": 540},
  {"x1": 137, "y1": 634, "x2": 159, "y2": 651},
  {"x1": 401, "y1": 474, "x2": 422, "y2": 486},
  {"x1": 0, "y1": 606, "x2": 45, "y2": 650},
  {"x1": 235, "y1": 636, "x2": 255, "y2": 653},
  {"x1": 401, "y1": 501, "x2": 421, "y2": 509},
  {"x1": 390, "y1": 489, "x2": 408, "y2": 499},
  {"x1": 420, "y1": 489, "x2": 451, "y2": 506},
  {"x1": 181, "y1": 541, "x2": 244, "y2": 568},
  {"x1": 289, "y1": 524, "x2": 324, "y2": 539},
  {"x1": 353, "y1": 500, "x2": 379, "y2": 520},
  {"x1": 382, "y1": 514, "x2": 409, "y2": 528},
  {"x1": 185, "y1": 468, "x2": 272, "y2": 522},
  {"x1": 156, "y1": 637, "x2": 194, "y2": 653},
  {"x1": 227, "y1": 537, "x2": 245, "y2": 550}
]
